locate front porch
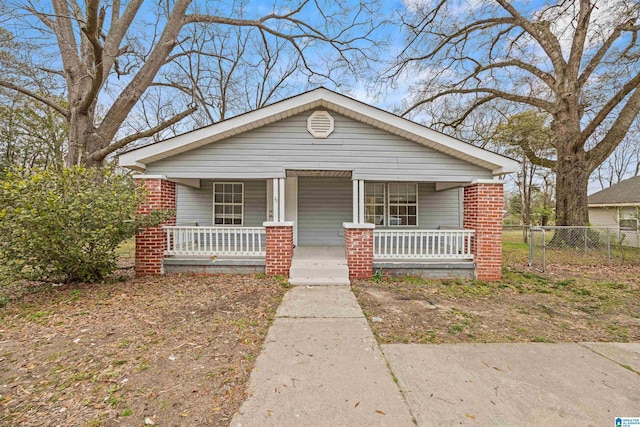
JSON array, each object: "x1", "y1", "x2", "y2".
[
  {"x1": 135, "y1": 175, "x2": 503, "y2": 281},
  {"x1": 161, "y1": 225, "x2": 477, "y2": 278}
]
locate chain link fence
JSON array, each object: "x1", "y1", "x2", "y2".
[{"x1": 504, "y1": 225, "x2": 640, "y2": 272}]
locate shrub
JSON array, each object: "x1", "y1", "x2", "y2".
[{"x1": 0, "y1": 167, "x2": 170, "y2": 283}]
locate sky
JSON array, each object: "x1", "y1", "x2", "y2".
[{"x1": 2, "y1": 0, "x2": 638, "y2": 194}]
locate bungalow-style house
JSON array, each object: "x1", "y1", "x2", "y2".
[
  {"x1": 588, "y1": 176, "x2": 640, "y2": 247},
  {"x1": 119, "y1": 88, "x2": 518, "y2": 281}
]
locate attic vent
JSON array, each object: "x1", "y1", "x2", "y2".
[{"x1": 307, "y1": 111, "x2": 334, "y2": 138}]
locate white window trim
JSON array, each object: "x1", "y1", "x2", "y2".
[
  {"x1": 618, "y1": 207, "x2": 639, "y2": 231},
  {"x1": 387, "y1": 183, "x2": 419, "y2": 228},
  {"x1": 213, "y1": 182, "x2": 244, "y2": 226},
  {"x1": 365, "y1": 182, "x2": 419, "y2": 228},
  {"x1": 364, "y1": 182, "x2": 386, "y2": 226}
]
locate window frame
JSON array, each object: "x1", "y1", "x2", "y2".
[
  {"x1": 364, "y1": 182, "x2": 386, "y2": 226},
  {"x1": 618, "y1": 207, "x2": 639, "y2": 231},
  {"x1": 387, "y1": 182, "x2": 419, "y2": 228},
  {"x1": 364, "y1": 182, "x2": 419, "y2": 228},
  {"x1": 213, "y1": 182, "x2": 244, "y2": 226}
]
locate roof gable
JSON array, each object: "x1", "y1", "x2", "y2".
[
  {"x1": 588, "y1": 176, "x2": 640, "y2": 206},
  {"x1": 119, "y1": 88, "x2": 518, "y2": 175}
]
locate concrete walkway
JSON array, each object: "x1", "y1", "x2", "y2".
[
  {"x1": 288, "y1": 247, "x2": 350, "y2": 286},
  {"x1": 232, "y1": 286, "x2": 640, "y2": 426},
  {"x1": 383, "y1": 342, "x2": 640, "y2": 426},
  {"x1": 230, "y1": 286, "x2": 415, "y2": 426}
]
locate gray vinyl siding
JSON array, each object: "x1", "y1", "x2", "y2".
[
  {"x1": 417, "y1": 184, "x2": 462, "y2": 229},
  {"x1": 298, "y1": 177, "x2": 352, "y2": 246},
  {"x1": 369, "y1": 183, "x2": 462, "y2": 230},
  {"x1": 146, "y1": 112, "x2": 492, "y2": 181},
  {"x1": 176, "y1": 180, "x2": 266, "y2": 226}
]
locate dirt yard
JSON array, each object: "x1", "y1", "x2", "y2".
[
  {"x1": 0, "y1": 272, "x2": 287, "y2": 426},
  {"x1": 353, "y1": 265, "x2": 640, "y2": 345}
]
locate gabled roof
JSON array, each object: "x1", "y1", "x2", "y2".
[
  {"x1": 119, "y1": 87, "x2": 518, "y2": 175},
  {"x1": 588, "y1": 176, "x2": 640, "y2": 206}
]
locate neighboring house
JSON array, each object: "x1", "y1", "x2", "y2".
[
  {"x1": 588, "y1": 176, "x2": 640, "y2": 248},
  {"x1": 119, "y1": 88, "x2": 518, "y2": 281}
]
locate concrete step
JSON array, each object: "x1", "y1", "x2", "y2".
[
  {"x1": 289, "y1": 246, "x2": 350, "y2": 286},
  {"x1": 289, "y1": 264, "x2": 349, "y2": 275},
  {"x1": 289, "y1": 277, "x2": 351, "y2": 286}
]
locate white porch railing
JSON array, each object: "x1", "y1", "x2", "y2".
[
  {"x1": 164, "y1": 226, "x2": 266, "y2": 256},
  {"x1": 374, "y1": 229, "x2": 475, "y2": 260}
]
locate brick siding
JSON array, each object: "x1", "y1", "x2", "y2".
[
  {"x1": 135, "y1": 179, "x2": 176, "y2": 276},
  {"x1": 463, "y1": 182, "x2": 504, "y2": 281},
  {"x1": 265, "y1": 225, "x2": 294, "y2": 277},
  {"x1": 344, "y1": 227, "x2": 374, "y2": 279}
]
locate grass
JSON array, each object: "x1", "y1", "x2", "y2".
[
  {"x1": 354, "y1": 264, "x2": 640, "y2": 344},
  {"x1": 114, "y1": 237, "x2": 136, "y2": 259}
]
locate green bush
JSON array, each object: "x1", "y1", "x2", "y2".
[{"x1": 0, "y1": 167, "x2": 170, "y2": 283}]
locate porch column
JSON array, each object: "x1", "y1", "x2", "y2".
[
  {"x1": 272, "y1": 178, "x2": 286, "y2": 222},
  {"x1": 343, "y1": 222, "x2": 375, "y2": 279},
  {"x1": 134, "y1": 175, "x2": 176, "y2": 276},
  {"x1": 346, "y1": 179, "x2": 373, "y2": 279},
  {"x1": 352, "y1": 179, "x2": 366, "y2": 223},
  {"x1": 263, "y1": 221, "x2": 294, "y2": 277},
  {"x1": 265, "y1": 177, "x2": 292, "y2": 276},
  {"x1": 463, "y1": 179, "x2": 504, "y2": 281}
]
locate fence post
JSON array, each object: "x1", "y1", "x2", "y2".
[
  {"x1": 541, "y1": 229, "x2": 546, "y2": 272},
  {"x1": 607, "y1": 228, "x2": 611, "y2": 265},
  {"x1": 584, "y1": 228, "x2": 588, "y2": 252},
  {"x1": 528, "y1": 227, "x2": 533, "y2": 267}
]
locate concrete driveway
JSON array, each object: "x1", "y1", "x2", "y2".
[
  {"x1": 232, "y1": 286, "x2": 639, "y2": 426},
  {"x1": 383, "y1": 342, "x2": 640, "y2": 426}
]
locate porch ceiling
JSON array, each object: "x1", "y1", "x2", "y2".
[{"x1": 287, "y1": 170, "x2": 352, "y2": 178}]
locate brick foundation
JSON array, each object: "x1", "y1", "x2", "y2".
[
  {"x1": 135, "y1": 178, "x2": 176, "y2": 276},
  {"x1": 264, "y1": 223, "x2": 294, "y2": 277},
  {"x1": 344, "y1": 224, "x2": 374, "y2": 279},
  {"x1": 463, "y1": 181, "x2": 504, "y2": 281}
]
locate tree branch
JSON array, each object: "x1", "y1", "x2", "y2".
[
  {"x1": 404, "y1": 87, "x2": 554, "y2": 116},
  {"x1": 466, "y1": 60, "x2": 556, "y2": 89},
  {"x1": 581, "y1": 72, "x2": 640, "y2": 142},
  {"x1": 577, "y1": 20, "x2": 639, "y2": 88},
  {"x1": 494, "y1": 0, "x2": 567, "y2": 74},
  {"x1": 567, "y1": 0, "x2": 593, "y2": 80},
  {"x1": 91, "y1": 105, "x2": 197, "y2": 161},
  {"x1": 520, "y1": 139, "x2": 557, "y2": 169},
  {"x1": 0, "y1": 80, "x2": 69, "y2": 117},
  {"x1": 587, "y1": 86, "x2": 640, "y2": 172}
]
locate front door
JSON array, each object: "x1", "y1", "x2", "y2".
[{"x1": 297, "y1": 176, "x2": 352, "y2": 246}]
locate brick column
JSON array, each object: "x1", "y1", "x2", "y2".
[
  {"x1": 264, "y1": 222, "x2": 294, "y2": 277},
  {"x1": 135, "y1": 177, "x2": 176, "y2": 276},
  {"x1": 463, "y1": 180, "x2": 504, "y2": 281},
  {"x1": 343, "y1": 223, "x2": 375, "y2": 279}
]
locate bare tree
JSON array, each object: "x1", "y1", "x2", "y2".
[
  {"x1": 0, "y1": 0, "x2": 380, "y2": 167},
  {"x1": 594, "y1": 121, "x2": 640, "y2": 188},
  {"x1": 392, "y1": 0, "x2": 640, "y2": 226}
]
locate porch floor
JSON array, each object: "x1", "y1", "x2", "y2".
[{"x1": 289, "y1": 247, "x2": 350, "y2": 286}]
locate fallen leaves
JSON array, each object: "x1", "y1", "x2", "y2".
[{"x1": 0, "y1": 273, "x2": 287, "y2": 426}]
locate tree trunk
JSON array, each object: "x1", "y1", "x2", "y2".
[
  {"x1": 555, "y1": 153, "x2": 589, "y2": 226},
  {"x1": 550, "y1": 146, "x2": 590, "y2": 247},
  {"x1": 66, "y1": 106, "x2": 102, "y2": 167}
]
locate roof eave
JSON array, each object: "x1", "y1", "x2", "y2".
[{"x1": 118, "y1": 88, "x2": 518, "y2": 175}]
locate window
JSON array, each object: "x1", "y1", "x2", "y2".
[
  {"x1": 388, "y1": 183, "x2": 418, "y2": 226},
  {"x1": 214, "y1": 182, "x2": 243, "y2": 225},
  {"x1": 365, "y1": 183, "x2": 385, "y2": 225},
  {"x1": 365, "y1": 182, "x2": 418, "y2": 227},
  {"x1": 619, "y1": 207, "x2": 639, "y2": 231}
]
